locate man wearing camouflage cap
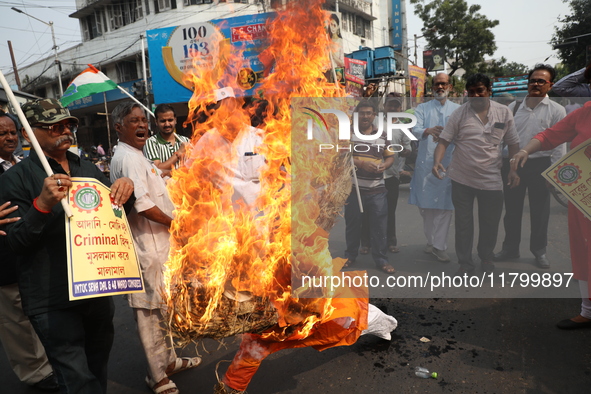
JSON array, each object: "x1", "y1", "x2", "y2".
[{"x1": 0, "y1": 98, "x2": 135, "y2": 393}]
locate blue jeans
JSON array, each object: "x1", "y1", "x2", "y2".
[
  {"x1": 29, "y1": 297, "x2": 115, "y2": 394},
  {"x1": 345, "y1": 189, "x2": 389, "y2": 268}
]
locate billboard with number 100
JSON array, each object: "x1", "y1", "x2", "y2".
[{"x1": 146, "y1": 12, "x2": 274, "y2": 104}]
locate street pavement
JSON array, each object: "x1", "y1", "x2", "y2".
[{"x1": 2, "y1": 184, "x2": 591, "y2": 393}]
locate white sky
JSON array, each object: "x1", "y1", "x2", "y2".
[
  {"x1": 406, "y1": 0, "x2": 571, "y2": 70},
  {"x1": 0, "y1": 0, "x2": 573, "y2": 80}
]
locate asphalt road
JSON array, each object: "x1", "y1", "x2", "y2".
[{"x1": 2, "y1": 184, "x2": 590, "y2": 394}]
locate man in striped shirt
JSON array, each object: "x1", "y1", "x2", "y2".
[
  {"x1": 143, "y1": 104, "x2": 189, "y2": 174},
  {"x1": 344, "y1": 100, "x2": 396, "y2": 274}
]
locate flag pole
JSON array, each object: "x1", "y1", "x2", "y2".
[
  {"x1": 103, "y1": 91, "x2": 112, "y2": 153},
  {"x1": 0, "y1": 69, "x2": 74, "y2": 217},
  {"x1": 115, "y1": 85, "x2": 155, "y2": 118}
]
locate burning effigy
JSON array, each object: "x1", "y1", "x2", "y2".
[{"x1": 162, "y1": 1, "x2": 397, "y2": 392}]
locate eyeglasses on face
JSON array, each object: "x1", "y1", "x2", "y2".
[
  {"x1": 433, "y1": 82, "x2": 449, "y2": 87},
  {"x1": 34, "y1": 122, "x2": 78, "y2": 134},
  {"x1": 528, "y1": 79, "x2": 551, "y2": 86}
]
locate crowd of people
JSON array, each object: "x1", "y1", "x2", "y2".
[
  {"x1": 0, "y1": 60, "x2": 590, "y2": 394},
  {"x1": 348, "y1": 62, "x2": 591, "y2": 334}
]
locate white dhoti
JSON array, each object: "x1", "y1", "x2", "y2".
[{"x1": 419, "y1": 208, "x2": 453, "y2": 251}]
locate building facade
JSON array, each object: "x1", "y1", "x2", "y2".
[{"x1": 7, "y1": 0, "x2": 397, "y2": 151}]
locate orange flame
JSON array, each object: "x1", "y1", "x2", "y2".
[{"x1": 164, "y1": 0, "x2": 355, "y2": 344}]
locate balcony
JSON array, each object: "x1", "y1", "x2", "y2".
[{"x1": 325, "y1": 0, "x2": 374, "y2": 20}]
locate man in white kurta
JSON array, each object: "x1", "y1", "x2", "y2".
[
  {"x1": 409, "y1": 73, "x2": 460, "y2": 262},
  {"x1": 110, "y1": 102, "x2": 198, "y2": 394}
]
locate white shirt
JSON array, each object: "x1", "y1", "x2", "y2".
[
  {"x1": 110, "y1": 142, "x2": 175, "y2": 309},
  {"x1": 506, "y1": 96, "x2": 567, "y2": 163},
  {"x1": 440, "y1": 100, "x2": 520, "y2": 190},
  {"x1": 0, "y1": 155, "x2": 19, "y2": 173}
]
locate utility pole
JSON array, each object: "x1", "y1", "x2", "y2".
[
  {"x1": 7, "y1": 41, "x2": 21, "y2": 90},
  {"x1": 11, "y1": 7, "x2": 63, "y2": 97}
]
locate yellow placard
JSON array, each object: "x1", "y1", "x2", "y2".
[
  {"x1": 65, "y1": 177, "x2": 144, "y2": 300},
  {"x1": 542, "y1": 138, "x2": 591, "y2": 219}
]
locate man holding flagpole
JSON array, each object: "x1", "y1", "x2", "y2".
[{"x1": 0, "y1": 98, "x2": 134, "y2": 393}]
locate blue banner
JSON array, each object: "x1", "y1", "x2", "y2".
[
  {"x1": 391, "y1": 0, "x2": 402, "y2": 50},
  {"x1": 147, "y1": 12, "x2": 275, "y2": 104}
]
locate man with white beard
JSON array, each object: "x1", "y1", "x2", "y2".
[{"x1": 409, "y1": 73, "x2": 459, "y2": 262}]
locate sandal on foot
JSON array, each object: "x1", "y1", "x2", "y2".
[
  {"x1": 379, "y1": 264, "x2": 395, "y2": 274},
  {"x1": 359, "y1": 246, "x2": 370, "y2": 255},
  {"x1": 342, "y1": 259, "x2": 357, "y2": 269},
  {"x1": 388, "y1": 245, "x2": 400, "y2": 253},
  {"x1": 213, "y1": 382, "x2": 247, "y2": 394},
  {"x1": 167, "y1": 357, "x2": 202, "y2": 376},
  {"x1": 145, "y1": 377, "x2": 179, "y2": 394}
]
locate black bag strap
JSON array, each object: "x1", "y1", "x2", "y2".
[{"x1": 513, "y1": 100, "x2": 523, "y2": 116}]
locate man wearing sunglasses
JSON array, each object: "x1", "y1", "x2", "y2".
[
  {"x1": 494, "y1": 64, "x2": 567, "y2": 268},
  {"x1": 0, "y1": 98, "x2": 134, "y2": 393}
]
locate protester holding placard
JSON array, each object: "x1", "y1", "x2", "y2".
[
  {"x1": 110, "y1": 101, "x2": 201, "y2": 394},
  {"x1": 0, "y1": 98, "x2": 134, "y2": 393},
  {"x1": 512, "y1": 62, "x2": 591, "y2": 330}
]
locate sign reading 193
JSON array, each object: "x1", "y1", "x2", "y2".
[
  {"x1": 166, "y1": 22, "x2": 223, "y2": 72},
  {"x1": 181, "y1": 26, "x2": 211, "y2": 57}
]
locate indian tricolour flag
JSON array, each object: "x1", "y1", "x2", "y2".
[{"x1": 60, "y1": 64, "x2": 118, "y2": 107}]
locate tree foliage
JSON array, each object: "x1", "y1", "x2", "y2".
[
  {"x1": 477, "y1": 57, "x2": 529, "y2": 78},
  {"x1": 552, "y1": 0, "x2": 591, "y2": 73},
  {"x1": 410, "y1": 0, "x2": 499, "y2": 77},
  {"x1": 553, "y1": 63, "x2": 570, "y2": 81}
]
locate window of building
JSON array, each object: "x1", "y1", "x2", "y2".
[
  {"x1": 184, "y1": 0, "x2": 213, "y2": 5},
  {"x1": 134, "y1": 0, "x2": 144, "y2": 20},
  {"x1": 155, "y1": 0, "x2": 177, "y2": 12},
  {"x1": 108, "y1": 1, "x2": 144, "y2": 30},
  {"x1": 116, "y1": 61, "x2": 139, "y2": 83},
  {"x1": 342, "y1": 11, "x2": 353, "y2": 33},
  {"x1": 82, "y1": 10, "x2": 104, "y2": 41},
  {"x1": 353, "y1": 15, "x2": 371, "y2": 39},
  {"x1": 109, "y1": 4, "x2": 124, "y2": 30},
  {"x1": 34, "y1": 87, "x2": 46, "y2": 98},
  {"x1": 270, "y1": 0, "x2": 283, "y2": 8}
]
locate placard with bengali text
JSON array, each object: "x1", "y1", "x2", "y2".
[
  {"x1": 65, "y1": 178, "x2": 144, "y2": 300},
  {"x1": 542, "y1": 138, "x2": 591, "y2": 220}
]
